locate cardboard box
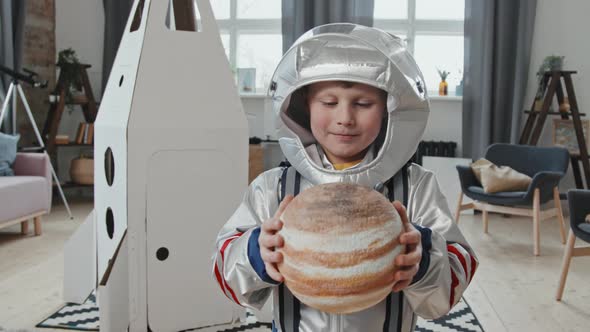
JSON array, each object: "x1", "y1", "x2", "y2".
[{"x1": 93, "y1": 1, "x2": 247, "y2": 330}]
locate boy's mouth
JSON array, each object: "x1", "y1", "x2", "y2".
[
  {"x1": 331, "y1": 133, "x2": 359, "y2": 141},
  {"x1": 331, "y1": 132, "x2": 358, "y2": 137}
]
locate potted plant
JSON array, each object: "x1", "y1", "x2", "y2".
[
  {"x1": 57, "y1": 48, "x2": 84, "y2": 107},
  {"x1": 437, "y1": 68, "x2": 450, "y2": 96},
  {"x1": 534, "y1": 55, "x2": 565, "y2": 111}
]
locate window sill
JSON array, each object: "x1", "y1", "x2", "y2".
[
  {"x1": 239, "y1": 92, "x2": 267, "y2": 99},
  {"x1": 429, "y1": 95, "x2": 463, "y2": 101}
]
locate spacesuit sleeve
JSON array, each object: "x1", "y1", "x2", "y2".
[
  {"x1": 403, "y1": 165, "x2": 479, "y2": 319},
  {"x1": 212, "y1": 168, "x2": 282, "y2": 310}
]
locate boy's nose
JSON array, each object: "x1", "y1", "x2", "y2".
[{"x1": 336, "y1": 104, "x2": 355, "y2": 126}]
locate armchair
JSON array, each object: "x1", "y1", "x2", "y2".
[
  {"x1": 556, "y1": 189, "x2": 590, "y2": 300},
  {"x1": 0, "y1": 152, "x2": 52, "y2": 235},
  {"x1": 455, "y1": 143, "x2": 570, "y2": 256}
]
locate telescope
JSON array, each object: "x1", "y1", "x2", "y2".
[{"x1": 0, "y1": 64, "x2": 48, "y2": 88}]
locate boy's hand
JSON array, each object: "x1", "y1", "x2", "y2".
[
  {"x1": 391, "y1": 201, "x2": 422, "y2": 292},
  {"x1": 258, "y1": 195, "x2": 294, "y2": 283}
]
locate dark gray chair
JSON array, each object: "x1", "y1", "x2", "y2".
[
  {"x1": 455, "y1": 143, "x2": 570, "y2": 256},
  {"x1": 556, "y1": 189, "x2": 590, "y2": 301}
]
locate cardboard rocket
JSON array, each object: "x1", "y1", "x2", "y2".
[{"x1": 65, "y1": 0, "x2": 248, "y2": 330}]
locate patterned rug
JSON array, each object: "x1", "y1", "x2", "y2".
[
  {"x1": 37, "y1": 292, "x2": 483, "y2": 331},
  {"x1": 36, "y1": 293, "x2": 98, "y2": 331}
]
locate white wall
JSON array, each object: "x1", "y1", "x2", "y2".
[
  {"x1": 56, "y1": 0, "x2": 104, "y2": 97},
  {"x1": 524, "y1": 0, "x2": 590, "y2": 189}
]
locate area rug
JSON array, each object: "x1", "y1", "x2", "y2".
[
  {"x1": 37, "y1": 292, "x2": 484, "y2": 331},
  {"x1": 36, "y1": 293, "x2": 98, "y2": 331}
]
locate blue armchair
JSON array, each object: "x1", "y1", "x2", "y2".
[
  {"x1": 455, "y1": 143, "x2": 570, "y2": 256},
  {"x1": 556, "y1": 189, "x2": 590, "y2": 301}
]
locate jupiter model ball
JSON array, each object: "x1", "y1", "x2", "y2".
[{"x1": 278, "y1": 183, "x2": 405, "y2": 314}]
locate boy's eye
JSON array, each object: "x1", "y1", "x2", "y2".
[
  {"x1": 321, "y1": 101, "x2": 337, "y2": 106},
  {"x1": 356, "y1": 102, "x2": 373, "y2": 107}
]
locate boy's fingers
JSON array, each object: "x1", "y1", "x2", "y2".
[
  {"x1": 265, "y1": 263, "x2": 284, "y2": 282},
  {"x1": 260, "y1": 234, "x2": 284, "y2": 249},
  {"x1": 392, "y1": 201, "x2": 409, "y2": 225},
  {"x1": 260, "y1": 247, "x2": 271, "y2": 261},
  {"x1": 394, "y1": 265, "x2": 419, "y2": 282},
  {"x1": 399, "y1": 230, "x2": 421, "y2": 245},
  {"x1": 261, "y1": 249, "x2": 283, "y2": 263},
  {"x1": 392, "y1": 279, "x2": 411, "y2": 292},
  {"x1": 261, "y1": 218, "x2": 283, "y2": 232},
  {"x1": 395, "y1": 249, "x2": 422, "y2": 266},
  {"x1": 274, "y1": 195, "x2": 294, "y2": 219}
]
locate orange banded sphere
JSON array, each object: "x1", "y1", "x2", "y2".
[{"x1": 277, "y1": 182, "x2": 404, "y2": 314}]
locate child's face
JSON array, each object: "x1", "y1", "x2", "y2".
[{"x1": 307, "y1": 81, "x2": 386, "y2": 165}]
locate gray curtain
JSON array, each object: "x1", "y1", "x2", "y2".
[
  {"x1": 282, "y1": 0, "x2": 374, "y2": 53},
  {"x1": 102, "y1": 0, "x2": 134, "y2": 95},
  {"x1": 0, "y1": 0, "x2": 26, "y2": 133},
  {"x1": 462, "y1": 0, "x2": 537, "y2": 158}
]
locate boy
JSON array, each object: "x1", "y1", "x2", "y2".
[{"x1": 213, "y1": 23, "x2": 477, "y2": 332}]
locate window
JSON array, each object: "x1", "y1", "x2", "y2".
[
  {"x1": 211, "y1": 0, "x2": 282, "y2": 94},
  {"x1": 374, "y1": 0, "x2": 464, "y2": 94}
]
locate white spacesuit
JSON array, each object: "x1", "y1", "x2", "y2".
[{"x1": 213, "y1": 23, "x2": 478, "y2": 332}]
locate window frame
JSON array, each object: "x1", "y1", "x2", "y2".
[
  {"x1": 374, "y1": 0, "x2": 464, "y2": 52},
  {"x1": 215, "y1": 0, "x2": 463, "y2": 94},
  {"x1": 215, "y1": 0, "x2": 282, "y2": 92},
  {"x1": 373, "y1": 0, "x2": 464, "y2": 94}
]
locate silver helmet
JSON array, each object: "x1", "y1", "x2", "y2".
[{"x1": 268, "y1": 23, "x2": 430, "y2": 187}]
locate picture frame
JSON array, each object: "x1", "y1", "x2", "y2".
[
  {"x1": 237, "y1": 67, "x2": 256, "y2": 93},
  {"x1": 552, "y1": 119, "x2": 590, "y2": 155}
]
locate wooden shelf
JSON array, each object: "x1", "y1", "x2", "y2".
[
  {"x1": 55, "y1": 142, "x2": 93, "y2": 147},
  {"x1": 524, "y1": 110, "x2": 586, "y2": 116},
  {"x1": 70, "y1": 95, "x2": 90, "y2": 105},
  {"x1": 48, "y1": 96, "x2": 101, "y2": 106},
  {"x1": 42, "y1": 63, "x2": 98, "y2": 155},
  {"x1": 520, "y1": 70, "x2": 589, "y2": 189},
  {"x1": 542, "y1": 70, "x2": 577, "y2": 76}
]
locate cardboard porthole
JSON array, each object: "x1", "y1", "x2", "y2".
[
  {"x1": 156, "y1": 247, "x2": 169, "y2": 261},
  {"x1": 106, "y1": 208, "x2": 114, "y2": 239},
  {"x1": 104, "y1": 147, "x2": 115, "y2": 186},
  {"x1": 165, "y1": 0, "x2": 202, "y2": 32}
]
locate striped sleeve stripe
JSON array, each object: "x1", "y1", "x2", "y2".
[
  {"x1": 214, "y1": 262, "x2": 231, "y2": 300},
  {"x1": 469, "y1": 255, "x2": 478, "y2": 282},
  {"x1": 214, "y1": 237, "x2": 237, "y2": 301},
  {"x1": 447, "y1": 244, "x2": 470, "y2": 281},
  {"x1": 219, "y1": 233, "x2": 244, "y2": 305},
  {"x1": 449, "y1": 269, "x2": 459, "y2": 307}
]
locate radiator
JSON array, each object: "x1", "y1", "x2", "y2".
[{"x1": 411, "y1": 141, "x2": 457, "y2": 165}]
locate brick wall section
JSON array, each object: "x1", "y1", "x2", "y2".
[{"x1": 18, "y1": 0, "x2": 55, "y2": 146}]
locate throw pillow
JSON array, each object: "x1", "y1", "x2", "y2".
[
  {"x1": 470, "y1": 158, "x2": 532, "y2": 193},
  {"x1": 470, "y1": 158, "x2": 492, "y2": 183},
  {"x1": 0, "y1": 133, "x2": 20, "y2": 176}
]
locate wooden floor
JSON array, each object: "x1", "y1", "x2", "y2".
[{"x1": 0, "y1": 201, "x2": 589, "y2": 331}]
